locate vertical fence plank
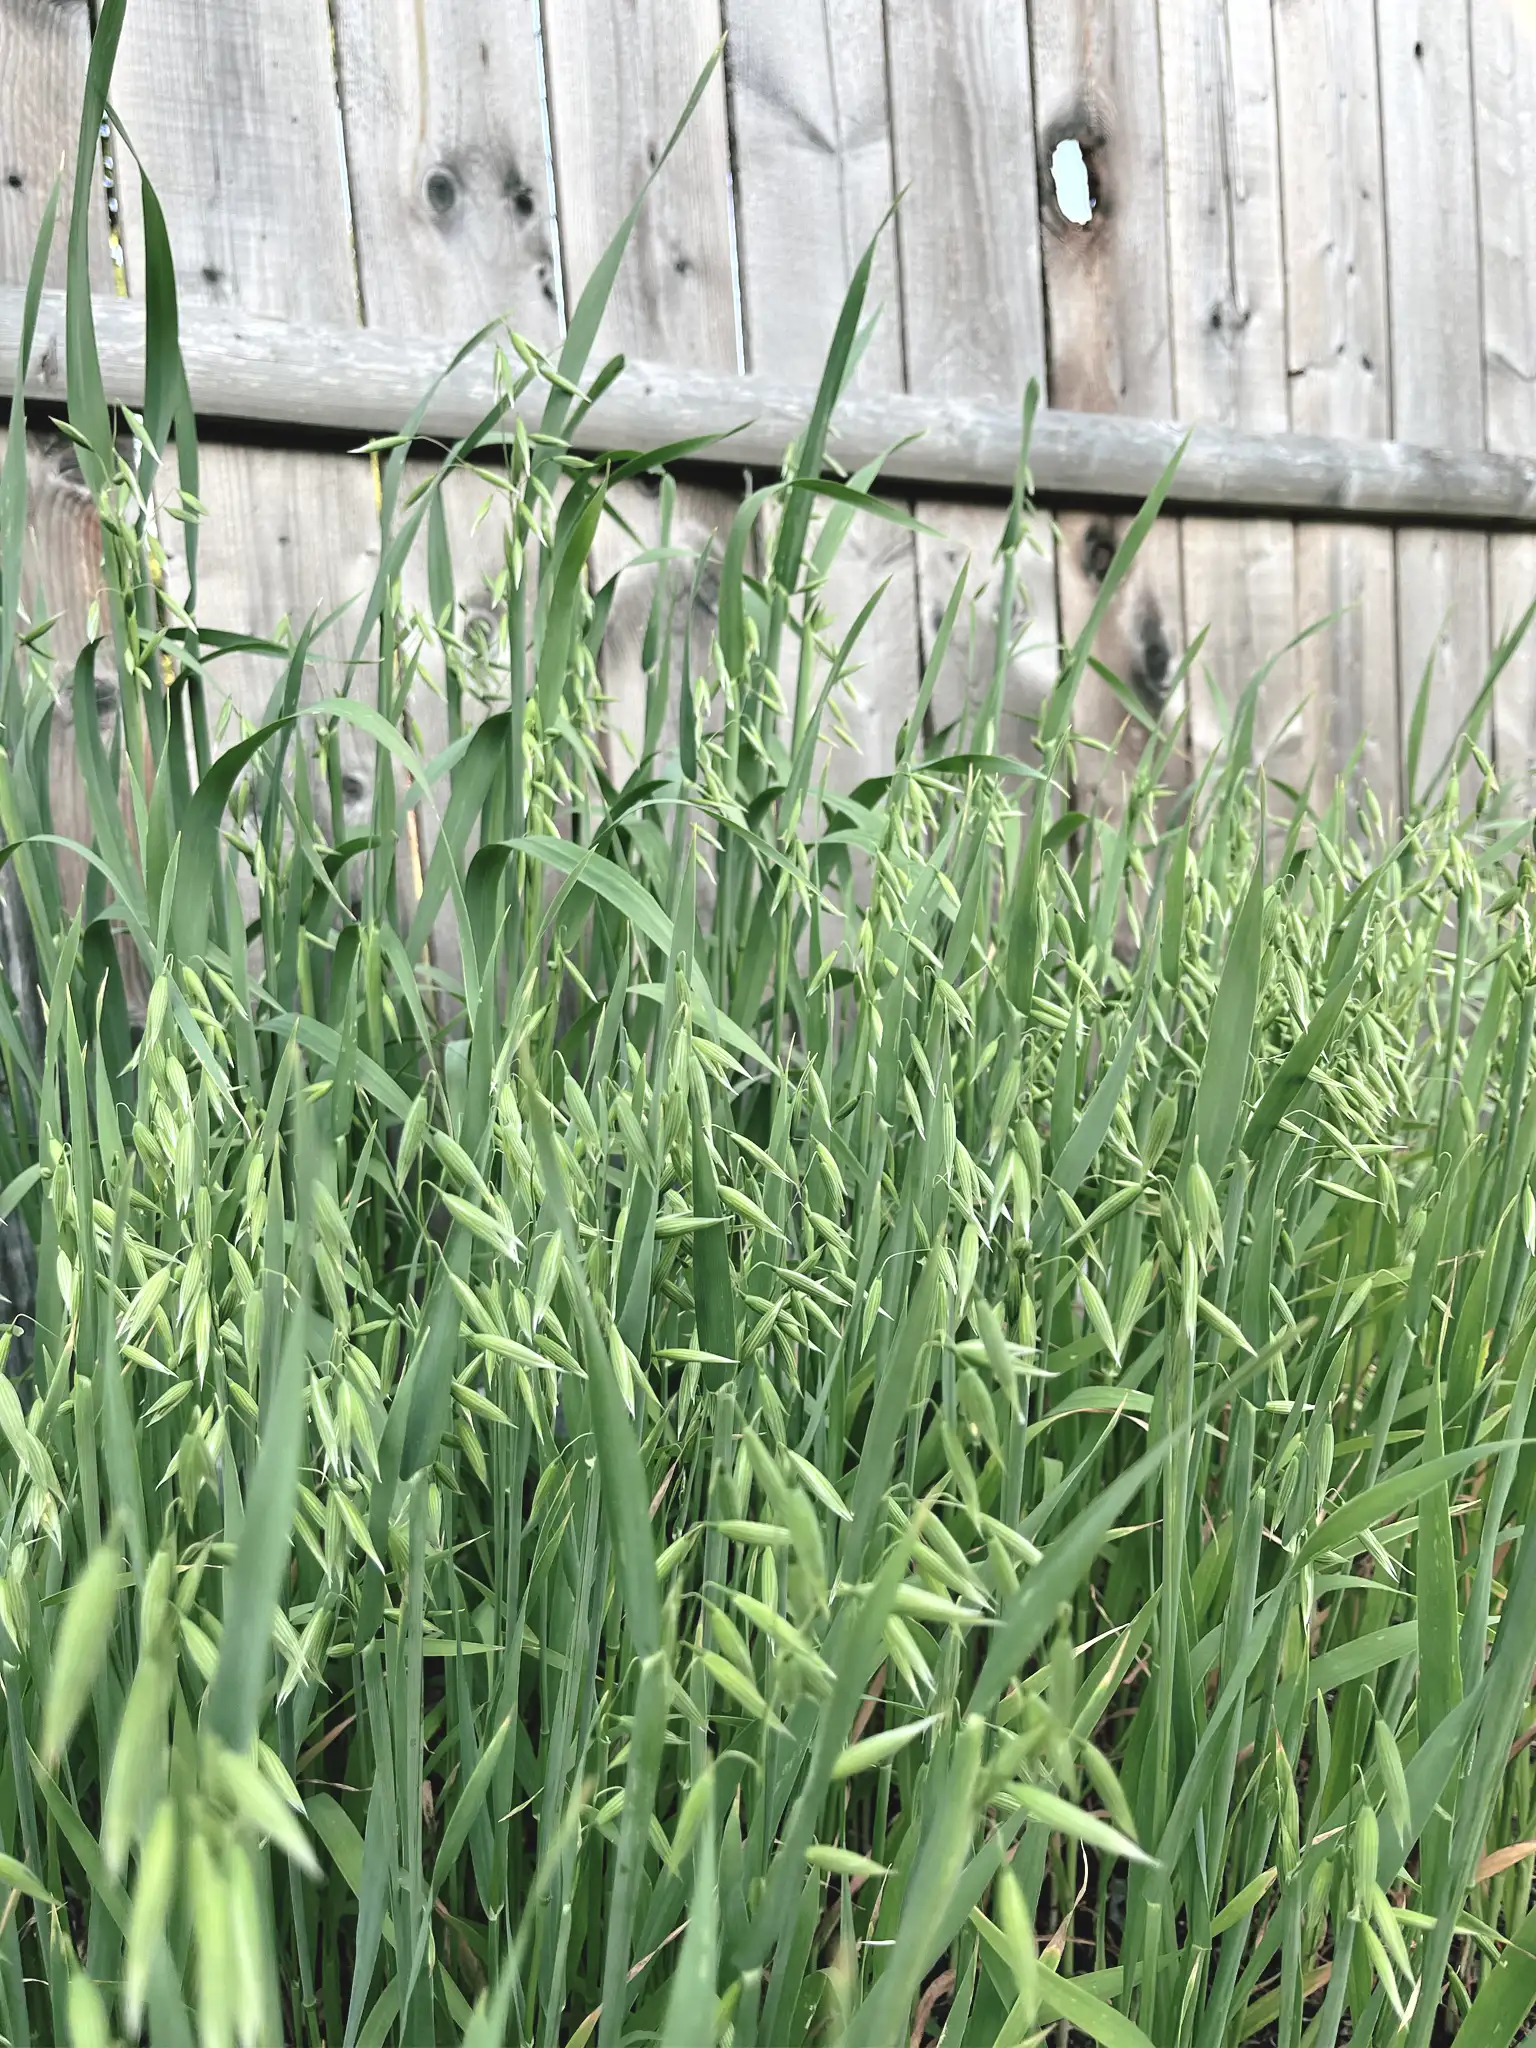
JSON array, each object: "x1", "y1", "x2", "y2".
[
  {"x1": 542, "y1": 0, "x2": 736, "y2": 372},
  {"x1": 331, "y1": 0, "x2": 558, "y2": 657},
  {"x1": 724, "y1": 0, "x2": 922, "y2": 782},
  {"x1": 0, "y1": 0, "x2": 109, "y2": 663},
  {"x1": 8, "y1": 0, "x2": 1532, "y2": 849},
  {"x1": 1273, "y1": 0, "x2": 1398, "y2": 804},
  {"x1": 541, "y1": 0, "x2": 738, "y2": 780},
  {"x1": 885, "y1": 0, "x2": 1059, "y2": 757},
  {"x1": 0, "y1": 0, "x2": 109, "y2": 285},
  {"x1": 0, "y1": 0, "x2": 120, "y2": 1344},
  {"x1": 1030, "y1": 0, "x2": 1187, "y2": 808},
  {"x1": 1159, "y1": 0, "x2": 1299, "y2": 781},
  {"x1": 110, "y1": 0, "x2": 383, "y2": 836},
  {"x1": 1377, "y1": 1, "x2": 1489, "y2": 809},
  {"x1": 331, "y1": 0, "x2": 563, "y2": 344},
  {"x1": 112, "y1": 0, "x2": 386, "y2": 851},
  {"x1": 0, "y1": 0, "x2": 117, "y2": 918},
  {"x1": 1472, "y1": 0, "x2": 1536, "y2": 791},
  {"x1": 329, "y1": 0, "x2": 566, "y2": 971}
]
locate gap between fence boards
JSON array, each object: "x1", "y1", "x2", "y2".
[{"x1": 5, "y1": 288, "x2": 1536, "y2": 529}]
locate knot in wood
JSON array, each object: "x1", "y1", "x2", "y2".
[
  {"x1": 1131, "y1": 596, "x2": 1173, "y2": 710},
  {"x1": 1080, "y1": 519, "x2": 1117, "y2": 585},
  {"x1": 501, "y1": 164, "x2": 536, "y2": 220},
  {"x1": 1207, "y1": 296, "x2": 1252, "y2": 340},
  {"x1": 423, "y1": 164, "x2": 460, "y2": 218}
]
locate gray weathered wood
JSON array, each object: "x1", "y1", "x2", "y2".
[
  {"x1": 1030, "y1": 0, "x2": 1187, "y2": 808},
  {"x1": 0, "y1": 0, "x2": 115, "y2": 1369},
  {"x1": 110, "y1": 0, "x2": 382, "y2": 838},
  {"x1": 16, "y1": 286, "x2": 1536, "y2": 526},
  {"x1": 1159, "y1": 0, "x2": 1298, "y2": 779},
  {"x1": 885, "y1": 0, "x2": 1059, "y2": 753},
  {"x1": 726, "y1": 0, "x2": 901, "y2": 388},
  {"x1": 0, "y1": 0, "x2": 109, "y2": 289},
  {"x1": 540, "y1": 0, "x2": 737, "y2": 777},
  {"x1": 1472, "y1": 0, "x2": 1536, "y2": 788},
  {"x1": 541, "y1": 0, "x2": 736, "y2": 374},
  {"x1": 0, "y1": 0, "x2": 111, "y2": 863},
  {"x1": 1273, "y1": 0, "x2": 1398, "y2": 799},
  {"x1": 1378, "y1": 0, "x2": 1489, "y2": 805},
  {"x1": 330, "y1": 0, "x2": 563, "y2": 347},
  {"x1": 724, "y1": 0, "x2": 922, "y2": 784},
  {"x1": 0, "y1": 0, "x2": 114, "y2": 867},
  {"x1": 329, "y1": 0, "x2": 561, "y2": 975}
]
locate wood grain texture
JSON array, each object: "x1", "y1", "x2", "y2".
[
  {"x1": 0, "y1": 0, "x2": 110, "y2": 914},
  {"x1": 1289, "y1": 515, "x2": 1398, "y2": 800},
  {"x1": 1472, "y1": 0, "x2": 1536, "y2": 788},
  {"x1": 1030, "y1": 0, "x2": 1186, "y2": 808},
  {"x1": 13, "y1": 431, "x2": 113, "y2": 893},
  {"x1": 1273, "y1": 0, "x2": 1397, "y2": 800},
  {"x1": 0, "y1": 421, "x2": 105, "y2": 991},
  {"x1": 726, "y1": 0, "x2": 901, "y2": 390},
  {"x1": 330, "y1": 0, "x2": 562, "y2": 348},
  {"x1": 885, "y1": 0, "x2": 1046, "y2": 398},
  {"x1": 1159, "y1": 0, "x2": 1299, "y2": 779},
  {"x1": 0, "y1": 0, "x2": 110, "y2": 287},
  {"x1": 541, "y1": 0, "x2": 736, "y2": 372},
  {"x1": 541, "y1": 0, "x2": 737, "y2": 775},
  {"x1": 0, "y1": 0, "x2": 112, "y2": 722},
  {"x1": 0, "y1": 0, "x2": 113, "y2": 1355},
  {"x1": 885, "y1": 0, "x2": 1059, "y2": 754},
  {"x1": 1378, "y1": 0, "x2": 1490, "y2": 803},
  {"x1": 17, "y1": 287, "x2": 1536, "y2": 519},
  {"x1": 114, "y1": 0, "x2": 355, "y2": 322},
  {"x1": 110, "y1": 0, "x2": 381, "y2": 836},
  {"x1": 725, "y1": 0, "x2": 921, "y2": 786},
  {"x1": 329, "y1": 0, "x2": 561, "y2": 969}
]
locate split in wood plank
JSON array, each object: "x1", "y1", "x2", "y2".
[
  {"x1": 726, "y1": 0, "x2": 922, "y2": 785},
  {"x1": 1031, "y1": 0, "x2": 1187, "y2": 808}
]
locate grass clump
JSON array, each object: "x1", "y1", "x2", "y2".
[{"x1": 5, "y1": 9, "x2": 1536, "y2": 2046}]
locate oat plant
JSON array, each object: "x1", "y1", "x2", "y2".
[{"x1": 3, "y1": 6, "x2": 1536, "y2": 2045}]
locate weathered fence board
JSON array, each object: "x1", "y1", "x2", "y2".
[
  {"x1": 885, "y1": 0, "x2": 1059, "y2": 755},
  {"x1": 1030, "y1": 0, "x2": 1187, "y2": 807},
  {"x1": 111, "y1": 0, "x2": 382, "y2": 835},
  {"x1": 0, "y1": 0, "x2": 108, "y2": 286},
  {"x1": 1160, "y1": 0, "x2": 1299, "y2": 782},
  {"x1": 5, "y1": 0, "x2": 1536, "y2": 821},
  {"x1": 1473, "y1": 0, "x2": 1536, "y2": 787},
  {"x1": 0, "y1": 0, "x2": 115, "y2": 932},
  {"x1": 1378, "y1": 0, "x2": 1491, "y2": 806},
  {"x1": 0, "y1": 0, "x2": 117, "y2": 1358},
  {"x1": 20, "y1": 287, "x2": 1536, "y2": 523},
  {"x1": 541, "y1": 0, "x2": 737, "y2": 780},
  {"x1": 328, "y1": 0, "x2": 559, "y2": 970},
  {"x1": 0, "y1": 0, "x2": 110, "y2": 702},
  {"x1": 330, "y1": 0, "x2": 562, "y2": 345},
  {"x1": 725, "y1": 0, "x2": 923, "y2": 789},
  {"x1": 1273, "y1": 0, "x2": 1398, "y2": 803}
]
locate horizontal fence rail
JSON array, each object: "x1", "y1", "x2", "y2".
[{"x1": 7, "y1": 289, "x2": 1536, "y2": 530}]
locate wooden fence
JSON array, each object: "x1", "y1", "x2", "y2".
[{"x1": 5, "y1": 0, "x2": 1536, "y2": 817}]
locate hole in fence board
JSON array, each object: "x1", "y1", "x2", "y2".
[{"x1": 1050, "y1": 138, "x2": 1094, "y2": 226}]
